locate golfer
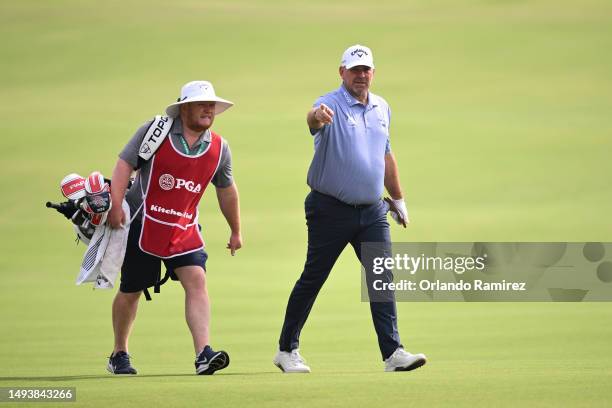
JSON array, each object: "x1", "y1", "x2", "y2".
[
  {"x1": 274, "y1": 45, "x2": 427, "y2": 373},
  {"x1": 107, "y1": 81, "x2": 242, "y2": 375}
]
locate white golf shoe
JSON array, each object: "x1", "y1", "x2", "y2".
[
  {"x1": 384, "y1": 347, "x2": 427, "y2": 372},
  {"x1": 273, "y1": 349, "x2": 311, "y2": 373}
]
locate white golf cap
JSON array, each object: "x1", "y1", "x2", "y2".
[
  {"x1": 165, "y1": 80, "x2": 234, "y2": 118},
  {"x1": 340, "y1": 44, "x2": 375, "y2": 69}
]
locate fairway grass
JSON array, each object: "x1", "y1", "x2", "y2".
[{"x1": 1, "y1": 1, "x2": 611, "y2": 406}]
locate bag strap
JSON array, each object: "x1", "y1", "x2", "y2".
[
  {"x1": 138, "y1": 115, "x2": 174, "y2": 161},
  {"x1": 143, "y1": 269, "x2": 172, "y2": 301}
]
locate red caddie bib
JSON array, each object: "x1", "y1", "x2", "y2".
[{"x1": 139, "y1": 132, "x2": 222, "y2": 258}]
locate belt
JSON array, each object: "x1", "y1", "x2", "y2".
[{"x1": 311, "y1": 190, "x2": 372, "y2": 209}]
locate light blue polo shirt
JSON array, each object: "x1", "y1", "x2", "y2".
[{"x1": 307, "y1": 85, "x2": 392, "y2": 205}]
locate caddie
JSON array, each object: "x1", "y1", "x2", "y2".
[
  {"x1": 274, "y1": 45, "x2": 427, "y2": 373},
  {"x1": 107, "y1": 80, "x2": 242, "y2": 375}
]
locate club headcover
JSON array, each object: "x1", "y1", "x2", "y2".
[
  {"x1": 79, "y1": 201, "x2": 108, "y2": 226},
  {"x1": 85, "y1": 171, "x2": 106, "y2": 195},
  {"x1": 60, "y1": 173, "x2": 86, "y2": 201},
  {"x1": 89, "y1": 212, "x2": 107, "y2": 227},
  {"x1": 85, "y1": 171, "x2": 112, "y2": 214}
]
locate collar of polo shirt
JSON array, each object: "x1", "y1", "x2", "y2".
[{"x1": 341, "y1": 85, "x2": 379, "y2": 109}]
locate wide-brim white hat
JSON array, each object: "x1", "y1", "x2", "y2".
[{"x1": 165, "y1": 80, "x2": 234, "y2": 118}]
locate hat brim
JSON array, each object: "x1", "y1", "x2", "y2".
[
  {"x1": 165, "y1": 96, "x2": 234, "y2": 118},
  {"x1": 343, "y1": 61, "x2": 375, "y2": 70}
]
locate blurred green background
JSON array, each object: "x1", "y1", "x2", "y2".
[{"x1": 1, "y1": 0, "x2": 611, "y2": 407}]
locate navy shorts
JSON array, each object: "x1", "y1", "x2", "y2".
[{"x1": 120, "y1": 220, "x2": 208, "y2": 293}]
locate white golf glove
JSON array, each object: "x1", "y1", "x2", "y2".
[{"x1": 388, "y1": 198, "x2": 409, "y2": 226}]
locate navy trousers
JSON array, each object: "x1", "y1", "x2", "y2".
[{"x1": 279, "y1": 191, "x2": 402, "y2": 360}]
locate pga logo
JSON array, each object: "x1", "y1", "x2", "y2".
[{"x1": 159, "y1": 174, "x2": 202, "y2": 193}]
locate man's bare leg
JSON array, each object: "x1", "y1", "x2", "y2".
[
  {"x1": 112, "y1": 291, "x2": 141, "y2": 354},
  {"x1": 174, "y1": 265, "x2": 210, "y2": 354}
]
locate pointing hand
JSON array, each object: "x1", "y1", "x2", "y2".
[{"x1": 314, "y1": 103, "x2": 334, "y2": 124}]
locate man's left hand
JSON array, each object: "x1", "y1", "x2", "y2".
[
  {"x1": 227, "y1": 232, "x2": 242, "y2": 256},
  {"x1": 386, "y1": 197, "x2": 410, "y2": 227}
]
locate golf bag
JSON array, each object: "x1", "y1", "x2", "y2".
[
  {"x1": 47, "y1": 171, "x2": 131, "y2": 289},
  {"x1": 47, "y1": 171, "x2": 114, "y2": 244}
]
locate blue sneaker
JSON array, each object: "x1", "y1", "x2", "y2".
[
  {"x1": 195, "y1": 346, "x2": 230, "y2": 375},
  {"x1": 107, "y1": 351, "x2": 137, "y2": 375}
]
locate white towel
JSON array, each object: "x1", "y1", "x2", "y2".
[{"x1": 76, "y1": 200, "x2": 130, "y2": 289}]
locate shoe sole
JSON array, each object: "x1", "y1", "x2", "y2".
[
  {"x1": 390, "y1": 358, "x2": 427, "y2": 372},
  {"x1": 107, "y1": 363, "x2": 137, "y2": 375},
  {"x1": 273, "y1": 360, "x2": 311, "y2": 373},
  {"x1": 197, "y1": 351, "x2": 230, "y2": 375}
]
